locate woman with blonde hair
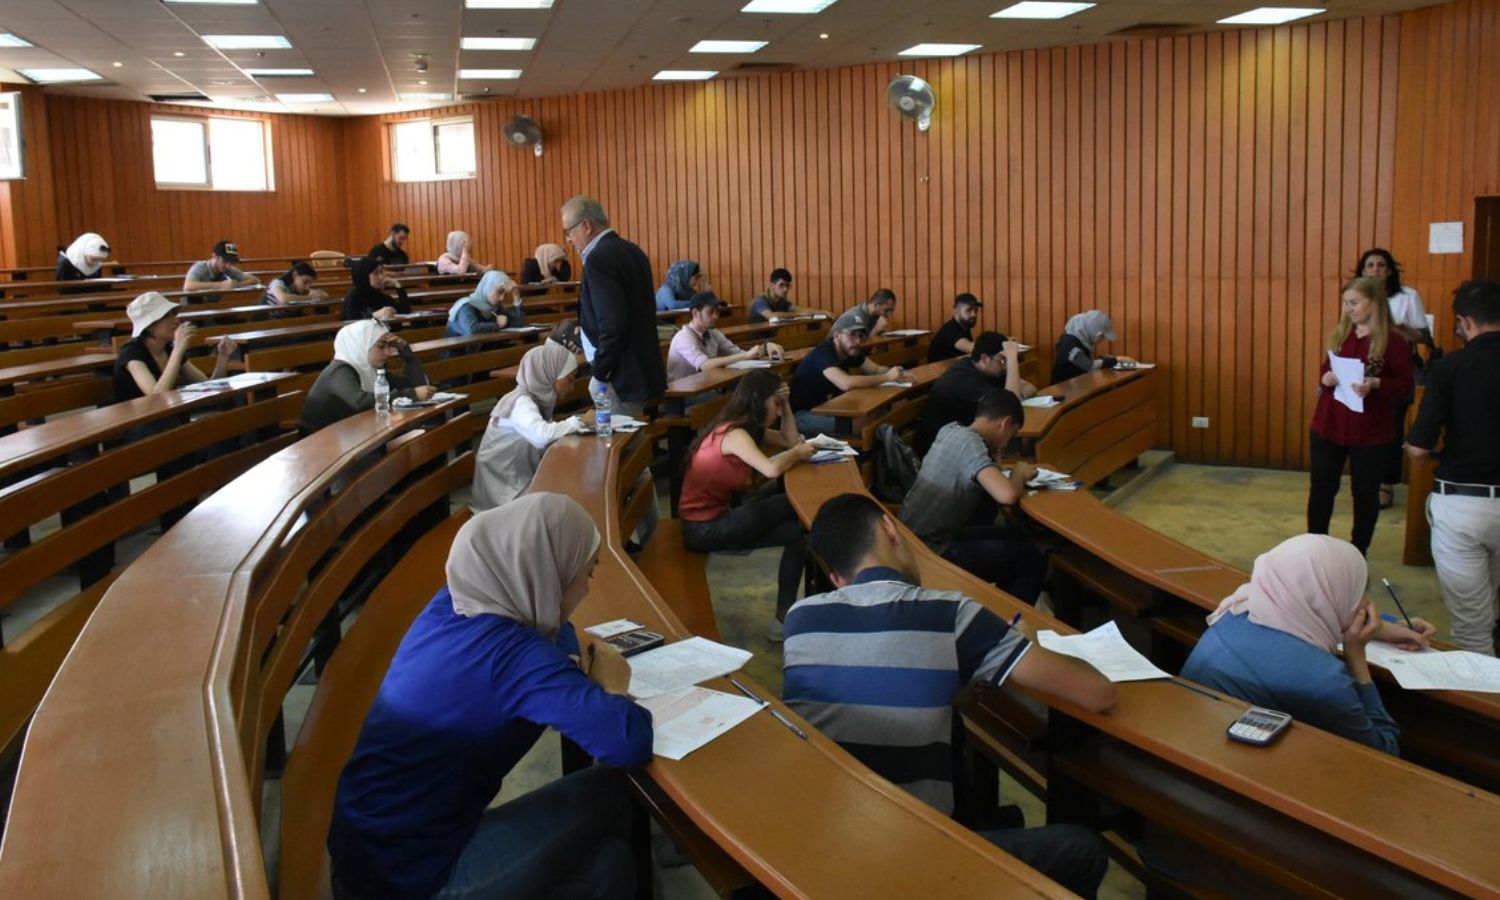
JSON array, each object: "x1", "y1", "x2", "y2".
[{"x1": 1306, "y1": 276, "x2": 1413, "y2": 555}]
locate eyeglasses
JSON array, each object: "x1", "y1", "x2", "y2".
[{"x1": 562, "y1": 220, "x2": 583, "y2": 238}]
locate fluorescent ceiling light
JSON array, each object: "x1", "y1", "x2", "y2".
[
  {"x1": 1217, "y1": 7, "x2": 1324, "y2": 24},
  {"x1": 245, "y1": 68, "x2": 314, "y2": 77},
  {"x1": 740, "y1": 0, "x2": 838, "y2": 13},
  {"x1": 460, "y1": 37, "x2": 537, "y2": 50},
  {"x1": 400, "y1": 92, "x2": 453, "y2": 101},
  {"x1": 276, "y1": 92, "x2": 333, "y2": 103},
  {"x1": 459, "y1": 69, "x2": 523, "y2": 79},
  {"x1": 202, "y1": 35, "x2": 292, "y2": 50},
  {"x1": 19, "y1": 68, "x2": 103, "y2": 83},
  {"x1": 991, "y1": 2, "x2": 1094, "y2": 19},
  {"x1": 466, "y1": 0, "x2": 553, "y2": 7},
  {"x1": 0, "y1": 33, "x2": 34, "y2": 48},
  {"x1": 164, "y1": 0, "x2": 258, "y2": 4},
  {"x1": 898, "y1": 43, "x2": 981, "y2": 57},
  {"x1": 654, "y1": 70, "x2": 717, "y2": 81},
  {"x1": 691, "y1": 40, "x2": 768, "y2": 53}
]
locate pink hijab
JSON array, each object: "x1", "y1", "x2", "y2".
[{"x1": 1206, "y1": 534, "x2": 1367, "y2": 654}]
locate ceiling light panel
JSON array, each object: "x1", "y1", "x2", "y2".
[
  {"x1": 1217, "y1": 7, "x2": 1324, "y2": 24},
  {"x1": 202, "y1": 35, "x2": 291, "y2": 50},
  {"x1": 20, "y1": 68, "x2": 104, "y2": 83},
  {"x1": 466, "y1": 0, "x2": 553, "y2": 7},
  {"x1": 898, "y1": 43, "x2": 982, "y2": 57},
  {"x1": 991, "y1": 2, "x2": 1095, "y2": 19},
  {"x1": 690, "y1": 40, "x2": 768, "y2": 53},
  {"x1": 740, "y1": 0, "x2": 838, "y2": 12},
  {"x1": 0, "y1": 33, "x2": 34, "y2": 48},
  {"x1": 245, "y1": 68, "x2": 314, "y2": 77},
  {"x1": 654, "y1": 70, "x2": 717, "y2": 81},
  {"x1": 164, "y1": 0, "x2": 259, "y2": 4},
  {"x1": 459, "y1": 69, "x2": 523, "y2": 79},
  {"x1": 460, "y1": 37, "x2": 537, "y2": 50}
]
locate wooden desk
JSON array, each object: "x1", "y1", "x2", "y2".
[
  {"x1": 810, "y1": 358, "x2": 958, "y2": 446},
  {"x1": 0, "y1": 352, "x2": 118, "y2": 434},
  {"x1": 210, "y1": 309, "x2": 449, "y2": 351},
  {"x1": 1019, "y1": 368, "x2": 1156, "y2": 487},
  {"x1": 784, "y1": 461, "x2": 1500, "y2": 898},
  {"x1": 71, "y1": 299, "x2": 344, "y2": 344}
]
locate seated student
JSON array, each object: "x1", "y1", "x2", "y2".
[
  {"x1": 1051, "y1": 310, "x2": 1133, "y2": 384},
  {"x1": 833, "y1": 288, "x2": 897, "y2": 338},
  {"x1": 447, "y1": 270, "x2": 527, "y2": 337},
  {"x1": 328, "y1": 494, "x2": 652, "y2": 900},
  {"x1": 56, "y1": 232, "x2": 111, "y2": 281},
  {"x1": 183, "y1": 240, "x2": 260, "y2": 296},
  {"x1": 473, "y1": 343, "x2": 587, "y2": 511},
  {"x1": 114, "y1": 292, "x2": 236, "y2": 402},
  {"x1": 1182, "y1": 534, "x2": 1434, "y2": 754},
  {"x1": 916, "y1": 332, "x2": 1036, "y2": 454},
  {"x1": 901, "y1": 389, "x2": 1047, "y2": 603},
  {"x1": 436, "y1": 230, "x2": 492, "y2": 276},
  {"x1": 299, "y1": 320, "x2": 433, "y2": 433},
  {"x1": 367, "y1": 223, "x2": 411, "y2": 268},
  {"x1": 264, "y1": 261, "x2": 328, "y2": 316},
  {"x1": 680, "y1": 370, "x2": 815, "y2": 637},
  {"x1": 784, "y1": 493, "x2": 1113, "y2": 899},
  {"x1": 929, "y1": 293, "x2": 982, "y2": 362},
  {"x1": 789, "y1": 318, "x2": 907, "y2": 435},
  {"x1": 342, "y1": 256, "x2": 413, "y2": 321},
  {"x1": 667, "y1": 292, "x2": 784, "y2": 381},
  {"x1": 654, "y1": 259, "x2": 708, "y2": 311},
  {"x1": 748, "y1": 268, "x2": 797, "y2": 323},
  {"x1": 520, "y1": 243, "x2": 573, "y2": 285}
]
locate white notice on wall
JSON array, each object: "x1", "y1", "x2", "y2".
[{"x1": 1429, "y1": 221, "x2": 1464, "y2": 254}]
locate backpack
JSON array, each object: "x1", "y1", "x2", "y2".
[{"x1": 872, "y1": 424, "x2": 921, "y2": 504}]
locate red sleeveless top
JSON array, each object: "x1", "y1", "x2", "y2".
[{"x1": 679, "y1": 424, "x2": 752, "y2": 522}]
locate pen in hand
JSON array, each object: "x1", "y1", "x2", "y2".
[
  {"x1": 728, "y1": 676, "x2": 808, "y2": 740},
  {"x1": 1380, "y1": 578, "x2": 1416, "y2": 630}
]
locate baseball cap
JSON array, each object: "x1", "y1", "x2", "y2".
[
  {"x1": 687, "y1": 291, "x2": 724, "y2": 312},
  {"x1": 127, "y1": 292, "x2": 182, "y2": 337},
  {"x1": 832, "y1": 309, "x2": 871, "y2": 335},
  {"x1": 955, "y1": 292, "x2": 983, "y2": 308},
  {"x1": 213, "y1": 240, "x2": 241, "y2": 262}
]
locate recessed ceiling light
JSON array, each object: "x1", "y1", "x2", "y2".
[
  {"x1": 0, "y1": 33, "x2": 33, "y2": 48},
  {"x1": 400, "y1": 92, "x2": 452, "y2": 101},
  {"x1": 202, "y1": 35, "x2": 292, "y2": 50},
  {"x1": 690, "y1": 40, "x2": 768, "y2": 53},
  {"x1": 991, "y1": 2, "x2": 1095, "y2": 19},
  {"x1": 358, "y1": 88, "x2": 368, "y2": 93},
  {"x1": 654, "y1": 70, "x2": 717, "y2": 81},
  {"x1": 465, "y1": 0, "x2": 553, "y2": 7},
  {"x1": 1217, "y1": 7, "x2": 1323, "y2": 24},
  {"x1": 898, "y1": 43, "x2": 982, "y2": 57},
  {"x1": 459, "y1": 37, "x2": 537, "y2": 50},
  {"x1": 113, "y1": 61, "x2": 124, "y2": 67},
  {"x1": 459, "y1": 68, "x2": 523, "y2": 79},
  {"x1": 819, "y1": 33, "x2": 830, "y2": 39},
  {"x1": 174, "y1": 51, "x2": 186, "y2": 57},
  {"x1": 245, "y1": 68, "x2": 314, "y2": 77},
  {"x1": 418, "y1": 79, "x2": 428, "y2": 85},
  {"x1": 740, "y1": 0, "x2": 838, "y2": 12},
  {"x1": 277, "y1": 92, "x2": 333, "y2": 103},
  {"x1": 19, "y1": 68, "x2": 104, "y2": 84}
]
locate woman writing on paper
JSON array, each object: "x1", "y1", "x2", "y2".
[
  {"x1": 328, "y1": 495, "x2": 652, "y2": 900},
  {"x1": 1050, "y1": 311, "x2": 1134, "y2": 384},
  {"x1": 447, "y1": 270, "x2": 527, "y2": 337},
  {"x1": 472, "y1": 342, "x2": 588, "y2": 511},
  {"x1": 1306, "y1": 277, "x2": 1413, "y2": 555},
  {"x1": 299, "y1": 320, "x2": 433, "y2": 433}
]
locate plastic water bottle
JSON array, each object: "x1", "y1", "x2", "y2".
[
  {"x1": 593, "y1": 383, "x2": 613, "y2": 441},
  {"x1": 374, "y1": 369, "x2": 391, "y2": 417}
]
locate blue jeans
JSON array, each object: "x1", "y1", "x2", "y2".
[
  {"x1": 793, "y1": 410, "x2": 838, "y2": 438},
  {"x1": 937, "y1": 525, "x2": 1048, "y2": 603},
  {"x1": 432, "y1": 766, "x2": 638, "y2": 900},
  {"x1": 979, "y1": 823, "x2": 1108, "y2": 899}
]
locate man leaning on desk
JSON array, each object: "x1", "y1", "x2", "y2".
[{"x1": 788, "y1": 317, "x2": 907, "y2": 436}]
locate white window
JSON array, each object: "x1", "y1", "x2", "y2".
[
  {"x1": 150, "y1": 114, "x2": 273, "y2": 191},
  {"x1": 0, "y1": 92, "x2": 24, "y2": 181},
  {"x1": 391, "y1": 116, "x2": 476, "y2": 182}
]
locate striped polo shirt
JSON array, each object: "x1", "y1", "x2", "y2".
[{"x1": 782, "y1": 566, "x2": 1031, "y2": 815}]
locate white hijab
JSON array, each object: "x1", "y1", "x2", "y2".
[
  {"x1": 445, "y1": 230, "x2": 469, "y2": 260},
  {"x1": 332, "y1": 319, "x2": 389, "y2": 392},
  {"x1": 492, "y1": 342, "x2": 578, "y2": 421},
  {"x1": 65, "y1": 233, "x2": 110, "y2": 276},
  {"x1": 446, "y1": 493, "x2": 601, "y2": 638}
]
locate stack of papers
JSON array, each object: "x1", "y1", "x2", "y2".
[
  {"x1": 610, "y1": 414, "x2": 647, "y2": 432},
  {"x1": 1026, "y1": 468, "x2": 1080, "y2": 490},
  {"x1": 1037, "y1": 622, "x2": 1171, "y2": 682},
  {"x1": 1023, "y1": 395, "x2": 1061, "y2": 408},
  {"x1": 807, "y1": 433, "x2": 857, "y2": 463},
  {"x1": 1327, "y1": 352, "x2": 1366, "y2": 413},
  {"x1": 884, "y1": 329, "x2": 930, "y2": 337},
  {"x1": 728, "y1": 359, "x2": 774, "y2": 369},
  {"x1": 639, "y1": 686, "x2": 763, "y2": 760},
  {"x1": 627, "y1": 636, "x2": 753, "y2": 699},
  {"x1": 1116, "y1": 361, "x2": 1156, "y2": 370},
  {"x1": 1365, "y1": 642, "x2": 1500, "y2": 693}
]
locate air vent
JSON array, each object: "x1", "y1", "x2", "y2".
[
  {"x1": 233, "y1": 96, "x2": 274, "y2": 104},
  {"x1": 732, "y1": 61, "x2": 795, "y2": 72},
  {"x1": 149, "y1": 92, "x2": 210, "y2": 103},
  {"x1": 1108, "y1": 22, "x2": 1193, "y2": 39}
]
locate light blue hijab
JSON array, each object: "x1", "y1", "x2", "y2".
[{"x1": 449, "y1": 269, "x2": 514, "y2": 322}]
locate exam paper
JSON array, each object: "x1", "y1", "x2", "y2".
[
  {"x1": 627, "y1": 637, "x2": 753, "y2": 699},
  {"x1": 1365, "y1": 643, "x2": 1500, "y2": 693},
  {"x1": 807, "y1": 434, "x2": 854, "y2": 451},
  {"x1": 880, "y1": 380, "x2": 915, "y2": 388},
  {"x1": 610, "y1": 414, "x2": 646, "y2": 432},
  {"x1": 1117, "y1": 361, "x2": 1156, "y2": 370},
  {"x1": 883, "y1": 329, "x2": 931, "y2": 337},
  {"x1": 638, "y1": 686, "x2": 763, "y2": 760},
  {"x1": 728, "y1": 359, "x2": 774, "y2": 369},
  {"x1": 1327, "y1": 352, "x2": 1366, "y2": 413},
  {"x1": 1037, "y1": 621, "x2": 1171, "y2": 682},
  {"x1": 1022, "y1": 395, "x2": 1061, "y2": 408},
  {"x1": 585, "y1": 619, "x2": 646, "y2": 639}
]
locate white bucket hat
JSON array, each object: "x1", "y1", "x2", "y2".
[{"x1": 127, "y1": 291, "x2": 181, "y2": 338}]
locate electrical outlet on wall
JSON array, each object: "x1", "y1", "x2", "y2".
[{"x1": 1192, "y1": 417, "x2": 1210, "y2": 429}]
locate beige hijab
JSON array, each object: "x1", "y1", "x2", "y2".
[
  {"x1": 1206, "y1": 533, "x2": 1367, "y2": 654},
  {"x1": 534, "y1": 243, "x2": 567, "y2": 276},
  {"x1": 446, "y1": 493, "x2": 601, "y2": 638},
  {"x1": 491, "y1": 342, "x2": 578, "y2": 420},
  {"x1": 445, "y1": 230, "x2": 469, "y2": 261},
  {"x1": 332, "y1": 319, "x2": 389, "y2": 392}
]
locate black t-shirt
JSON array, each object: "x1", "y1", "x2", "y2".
[
  {"x1": 928, "y1": 318, "x2": 973, "y2": 363},
  {"x1": 520, "y1": 257, "x2": 572, "y2": 284},
  {"x1": 113, "y1": 338, "x2": 163, "y2": 403},
  {"x1": 1406, "y1": 331, "x2": 1500, "y2": 484},
  {"x1": 915, "y1": 358, "x2": 1004, "y2": 454},
  {"x1": 790, "y1": 340, "x2": 867, "y2": 411},
  {"x1": 342, "y1": 284, "x2": 412, "y2": 320},
  {"x1": 367, "y1": 241, "x2": 410, "y2": 268}
]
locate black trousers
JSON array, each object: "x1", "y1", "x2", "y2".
[
  {"x1": 1381, "y1": 394, "x2": 1414, "y2": 485},
  {"x1": 1307, "y1": 430, "x2": 1384, "y2": 556}
]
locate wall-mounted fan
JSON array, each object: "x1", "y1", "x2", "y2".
[
  {"x1": 502, "y1": 115, "x2": 544, "y2": 157},
  {"x1": 886, "y1": 75, "x2": 935, "y2": 133}
]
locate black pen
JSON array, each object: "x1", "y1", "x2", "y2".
[
  {"x1": 727, "y1": 676, "x2": 809, "y2": 740},
  {"x1": 1381, "y1": 578, "x2": 1416, "y2": 630}
]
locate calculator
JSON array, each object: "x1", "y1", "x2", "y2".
[{"x1": 1226, "y1": 707, "x2": 1292, "y2": 746}]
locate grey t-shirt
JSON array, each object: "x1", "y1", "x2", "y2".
[
  {"x1": 899, "y1": 422, "x2": 996, "y2": 544},
  {"x1": 186, "y1": 259, "x2": 247, "y2": 284}
]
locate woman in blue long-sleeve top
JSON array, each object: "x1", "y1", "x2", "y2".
[
  {"x1": 1181, "y1": 533, "x2": 1434, "y2": 755},
  {"x1": 654, "y1": 259, "x2": 708, "y2": 311},
  {"x1": 328, "y1": 493, "x2": 653, "y2": 900},
  {"x1": 447, "y1": 269, "x2": 527, "y2": 337}
]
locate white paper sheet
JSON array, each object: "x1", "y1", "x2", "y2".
[
  {"x1": 1117, "y1": 361, "x2": 1156, "y2": 370},
  {"x1": 1022, "y1": 395, "x2": 1061, "y2": 408},
  {"x1": 1429, "y1": 221, "x2": 1464, "y2": 254},
  {"x1": 638, "y1": 686, "x2": 764, "y2": 760},
  {"x1": 609, "y1": 414, "x2": 646, "y2": 432},
  {"x1": 1037, "y1": 621, "x2": 1171, "y2": 682},
  {"x1": 879, "y1": 381, "x2": 915, "y2": 388},
  {"x1": 628, "y1": 637, "x2": 753, "y2": 699},
  {"x1": 807, "y1": 434, "x2": 854, "y2": 451},
  {"x1": 585, "y1": 618, "x2": 646, "y2": 639},
  {"x1": 1365, "y1": 643, "x2": 1500, "y2": 692},
  {"x1": 1327, "y1": 352, "x2": 1366, "y2": 413},
  {"x1": 883, "y1": 329, "x2": 930, "y2": 337},
  {"x1": 728, "y1": 359, "x2": 774, "y2": 369}
]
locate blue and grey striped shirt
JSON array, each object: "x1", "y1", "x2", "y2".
[{"x1": 782, "y1": 566, "x2": 1031, "y2": 815}]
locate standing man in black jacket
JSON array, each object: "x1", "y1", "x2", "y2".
[{"x1": 561, "y1": 195, "x2": 666, "y2": 417}]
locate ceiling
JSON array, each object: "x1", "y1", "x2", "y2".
[{"x1": 0, "y1": 0, "x2": 1446, "y2": 116}]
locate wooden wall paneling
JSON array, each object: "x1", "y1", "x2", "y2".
[
  {"x1": 1267, "y1": 27, "x2": 1291, "y2": 469},
  {"x1": 1285, "y1": 25, "x2": 1309, "y2": 467}
]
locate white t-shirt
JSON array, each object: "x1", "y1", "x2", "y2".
[{"x1": 1387, "y1": 286, "x2": 1427, "y2": 332}]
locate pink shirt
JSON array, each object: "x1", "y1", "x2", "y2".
[{"x1": 667, "y1": 325, "x2": 741, "y2": 381}]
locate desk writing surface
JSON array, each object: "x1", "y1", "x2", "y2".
[
  {"x1": 0, "y1": 353, "x2": 116, "y2": 388},
  {"x1": 664, "y1": 367, "x2": 744, "y2": 398},
  {"x1": 810, "y1": 358, "x2": 957, "y2": 419},
  {"x1": 70, "y1": 300, "x2": 341, "y2": 335},
  {"x1": 213, "y1": 310, "x2": 447, "y2": 345},
  {"x1": 1019, "y1": 369, "x2": 1142, "y2": 439}
]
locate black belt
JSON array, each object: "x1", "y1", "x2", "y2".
[{"x1": 1435, "y1": 481, "x2": 1500, "y2": 498}]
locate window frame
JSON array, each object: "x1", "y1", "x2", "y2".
[
  {"x1": 149, "y1": 112, "x2": 275, "y2": 193},
  {"x1": 390, "y1": 114, "x2": 477, "y2": 183}
]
